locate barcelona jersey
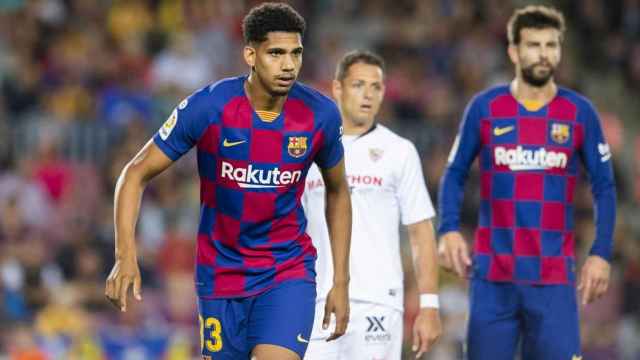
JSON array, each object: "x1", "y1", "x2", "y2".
[
  {"x1": 153, "y1": 76, "x2": 344, "y2": 298},
  {"x1": 439, "y1": 85, "x2": 616, "y2": 284}
]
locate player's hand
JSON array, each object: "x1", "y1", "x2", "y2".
[
  {"x1": 438, "y1": 231, "x2": 472, "y2": 278},
  {"x1": 105, "y1": 254, "x2": 142, "y2": 312},
  {"x1": 323, "y1": 282, "x2": 350, "y2": 341},
  {"x1": 412, "y1": 308, "x2": 442, "y2": 358},
  {"x1": 577, "y1": 255, "x2": 610, "y2": 306}
]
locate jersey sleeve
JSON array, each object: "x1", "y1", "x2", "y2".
[
  {"x1": 579, "y1": 102, "x2": 617, "y2": 261},
  {"x1": 437, "y1": 96, "x2": 483, "y2": 235},
  {"x1": 314, "y1": 101, "x2": 344, "y2": 169},
  {"x1": 153, "y1": 88, "x2": 211, "y2": 161},
  {"x1": 397, "y1": 140, "x2": 435, "y2": 225}
]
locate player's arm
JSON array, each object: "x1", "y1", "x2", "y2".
[
  {"x1": 105, "y1": 90, "x2": 208, "y2": 311},
  {"x1": 577, "y1": 102, "x2": 617, "y2": 305},
  {"x1": 319, "y1": 159, "x2": 352, "y2": 341},
  {"x1": 408, "y1": 219, "x2": 442, "y2": 357},
  {"x1": 396, "y1": 141, "x2": 442, "y2": 356},
  {"x1": 105, "y1": 141, "x2": 173, "y2": 311},
  {"x1": 437, "y1": 97, "x2": 482, "y2": 277},
  {"x1": 314, "y1": 100, "x2": 351, "y2": 341}
]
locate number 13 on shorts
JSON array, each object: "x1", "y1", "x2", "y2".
[{"x1": 200, "y1": 315, "x2": 223, "y2": 352}]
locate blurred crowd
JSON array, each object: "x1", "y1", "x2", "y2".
[{"x1": 0, "y1": 0, "x2": 639, "y2": 359}]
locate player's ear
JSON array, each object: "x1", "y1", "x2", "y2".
[
  {"x1": 244, "y1": 45, "x2": 256, "y2": 68},
  {"x1": 507, "y1": 43, "x2": 519, "y2": 66},
  {"x1": 332, "y1": 79, "x2": 342, "y2": 100}
]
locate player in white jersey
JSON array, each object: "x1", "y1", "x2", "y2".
[{"x1": 303, "y1": 50, "x2": 442, "y2": 359}]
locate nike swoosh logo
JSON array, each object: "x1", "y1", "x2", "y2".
[
  {"x1": 493, "y1": 126, "x2": 514, "y2": 136},
  {"x1": 296, "y1": 334, "x2": 309, "y2": 343},
  {"x1": 223, "y1": 139, "x2": 246, "y2": 147}
]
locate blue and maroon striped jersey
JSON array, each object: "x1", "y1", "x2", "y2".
[
  {"x1": 153, "y1": 76, "x2": 344, "y2": 298},
  {"x1": 438, "y1": 85, "x2": 616, "y2": 284}
]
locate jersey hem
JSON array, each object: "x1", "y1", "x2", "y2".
[
  {"x1": 315, "y1": 295, "x2": 405, "y2": 312},
  {"x1": 197, "y1": 277, "x2": 316, "y2": 300},
  {"x1": 402, "y1": 214, "x2": 434, "y2": 226},
  {"x1": 316, "y1": 153, "x2": 344, "y2": 170},
  {"x1": 153, "y1": 136, "x2": 181, "y2": 161},
  {"x1": 472, "y1": 275, "x2": 576, "y2": 286}
]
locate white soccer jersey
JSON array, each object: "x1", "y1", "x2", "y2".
[{"x1": 303, "y1": 124, "x2": 435, "y2": 311}]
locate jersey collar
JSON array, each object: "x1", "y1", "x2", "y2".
[{"x1": 356, "y1": 122, "x2": 377, "y2": 140}]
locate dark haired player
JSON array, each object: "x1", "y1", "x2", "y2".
[
  {"x1": 438, "y1": 5, "x2": 616, "y2": 360},
  {"x1": 304, "y1": 50, "x2": 441, "y2": 360},
  {"x1": 105, "y1": 3, "x2": 352, "y2": 360}
]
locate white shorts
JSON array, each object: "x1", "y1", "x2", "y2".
[{"x1": 305, "y1": 300, "x2": 403, "y2": 360}]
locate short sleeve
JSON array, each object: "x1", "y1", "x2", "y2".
[
  {"x1": 153, "y1": 88, "x2": 211, "y2": 161},
  {"x1": 397, "y1": 141, "x2": 436, "y2": 225},
  {"x1": 314, "y1": 101, "x2": 344, "y2": 169}
]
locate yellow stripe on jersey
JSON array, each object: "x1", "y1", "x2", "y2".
[
  {"x1": 256, "y1": 110, "x2": 280, "y2": 122},
  {"x1": 522, "y1": 99, "x2": 544, "y2": 112}
]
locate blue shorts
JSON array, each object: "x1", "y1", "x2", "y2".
[
  {"x1": 198, "y1": 279, "x2": 316, "y2": 359},
  {"x1": 466, "y1": 279, "x2": 581, "y2": 360}
]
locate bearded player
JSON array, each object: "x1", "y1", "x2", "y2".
[{"x1": 438, "y1": 6, "x2": 616, "y2": 359}]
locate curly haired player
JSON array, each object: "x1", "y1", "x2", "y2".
[{"x1": 105, "y1": 3, "x2": 352, "y2": 359}]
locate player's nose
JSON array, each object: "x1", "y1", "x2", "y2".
[
  {"x1": 363, "y1": 86, "x2": 374, "y2": 99},
  {"x1": 539, "y1": 47, "x2": 550, "y2": 60},
  {"x1": 281, "y1": 54, "x2": 295, "y2": 71}
]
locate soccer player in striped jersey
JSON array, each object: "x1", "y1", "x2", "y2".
[
  {"x1": 438, "y1": 6, "x2": 616, "y2": 360},
  {"x1": 303, "y1": 50, "x2": 442, "y2": 360},
  {"x1": 104, "y1": 3, "x2": 352, "y2": 360}
]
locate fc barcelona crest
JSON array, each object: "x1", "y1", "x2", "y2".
[
  {"x1": 551, "y1": 123, "x2": 570, "y2": 144},
  {"x1": 287, "y1": 136, "x2": 308, "y2": 158}
]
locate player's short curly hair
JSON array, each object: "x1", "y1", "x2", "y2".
[
  {"x1": 335, "y1": 50, "x2": 386, "y2": 82},
  {"x1": 507, "y1": 5, "x2": 566, "y2": 45},
  {"x1": 242, "y1": 2, "x2": 306, "y2": 44}
]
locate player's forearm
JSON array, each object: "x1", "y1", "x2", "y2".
[
  {"x1": 438, "y1": 101, "x2": 480, "y2": 235},
  {"x1": 437, "y1": 166, "x2": 468, "y2": 235},
  {"x1": 113, "y1": 162, "x2": 147, "y2": 259},
  {"x1": 589, "y1": 182, "x2": 617, "y2": 261},
  {"x1": 325, "y1": 183, "x2": 352, "y2": 285},
  {"x1": 409, "y1": 219, "x2": 439, "y2": 294},
  {"x1": 113, "y1": 142, "x2": 172, "y2": 259}
]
